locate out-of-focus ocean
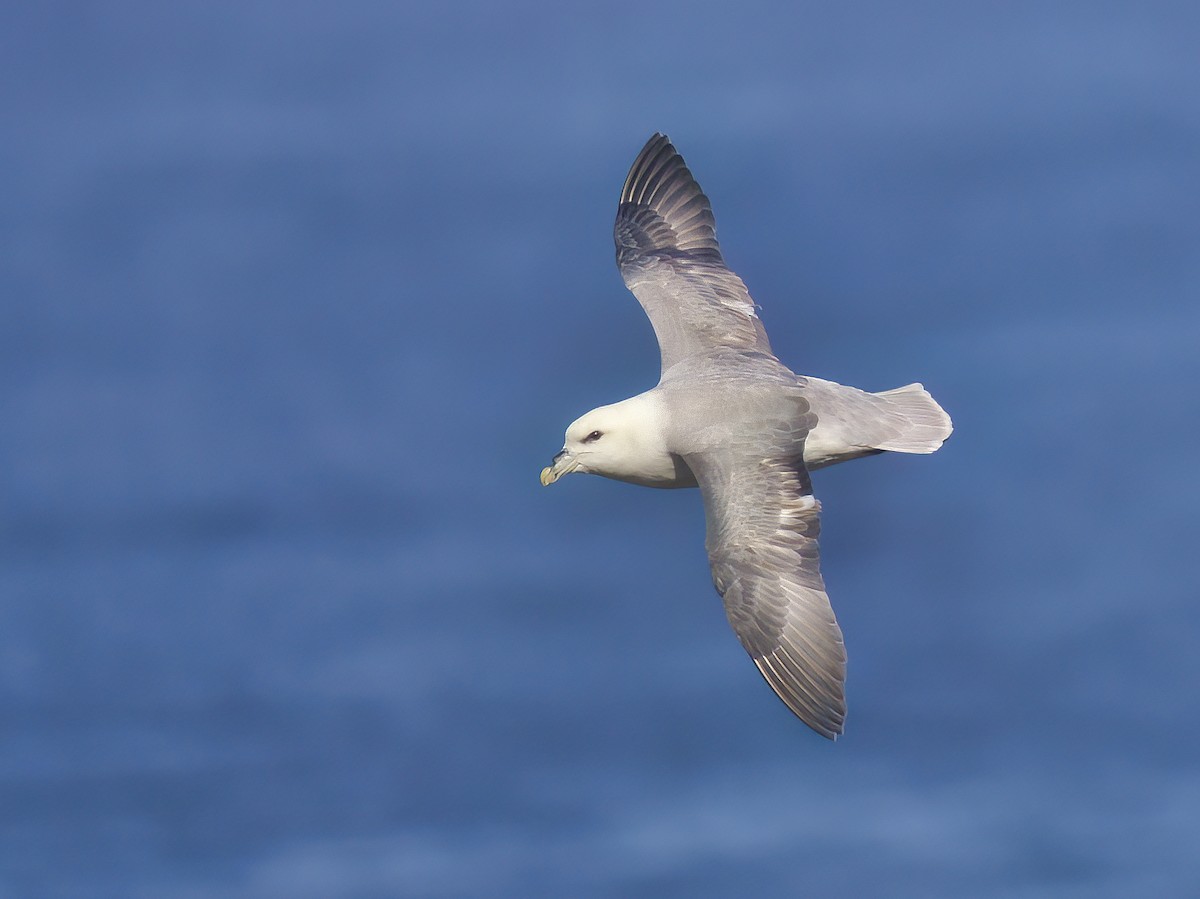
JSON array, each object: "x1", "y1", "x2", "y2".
[{"x1": 3, "y1": 2, "x2": 1198, "y2": 896}]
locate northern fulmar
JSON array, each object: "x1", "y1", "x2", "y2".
[{"x1": 541, "y1": 133, "x2": 952, "y2": 738}]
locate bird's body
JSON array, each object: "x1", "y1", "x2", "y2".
[{"x1": 542, "y1": 134, "x2": 952, "y2": 738}]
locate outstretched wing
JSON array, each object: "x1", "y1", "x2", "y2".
[
  {"x1": 614, "y1": 133, "x2": 774, "y2": 376},
  {"x1": 686, "y1": 445, "x2": 847, "y2": 739}
]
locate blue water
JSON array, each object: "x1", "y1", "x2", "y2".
[{"x1": 3, "y1": 2, "x2": 1199, "y2": 896}]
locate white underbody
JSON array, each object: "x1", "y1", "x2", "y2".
[{"x1": 563, "y1": 376, "x2": 938, "y2": 489}]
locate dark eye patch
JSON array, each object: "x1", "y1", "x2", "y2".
[{"x1": 583, "y1": 430, "x2": 602, "y2": 443}]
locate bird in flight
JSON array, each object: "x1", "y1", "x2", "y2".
[{"x1": 541, "y1": 133, "x2": 952, "y2": 738}]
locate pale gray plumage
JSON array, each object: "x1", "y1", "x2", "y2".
[
  {"x1": 542, "y1": 133, "x2": 952, "y2": 738},
  {"x1": 685, "y1": 402, "x2": 846, "y2": 738},
  {"x1": 615, "y1": 133, "x2": 773, "y2": 374}
]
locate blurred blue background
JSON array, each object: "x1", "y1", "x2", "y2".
[{"x1": 3, "y1": 2, "x2": 1199, "y2": 896}]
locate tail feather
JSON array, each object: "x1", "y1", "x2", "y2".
[{"x1": 870, "y1": 383, "x2": 953, "y2": 454}]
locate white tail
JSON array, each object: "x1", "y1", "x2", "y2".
[{"x1": 870, "y1": 383, "x2": 953, "y2": 454}]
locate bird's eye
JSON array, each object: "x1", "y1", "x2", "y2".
[{"x1": 583, "y1": 430, "x2": 602, "y2": 443}]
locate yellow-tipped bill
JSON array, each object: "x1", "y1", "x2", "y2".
[{"x1": 540, "y1": 450, "x2": 577, "y2": 486}]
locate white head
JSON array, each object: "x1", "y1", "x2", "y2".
[{"x1": 541, "y1": 393, "x2": 680, "y2": 487}]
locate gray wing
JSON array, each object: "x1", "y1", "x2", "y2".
[
  {"x1": 614, "y1": 133, "x2": 774, "y2": 376},
  {"x1": 685, "y1": 444, "x2": 847, "y2": 739}
]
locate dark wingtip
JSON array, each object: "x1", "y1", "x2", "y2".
[{"x1": 615, "y1": 133, "x2": 722, "y2": 265}]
